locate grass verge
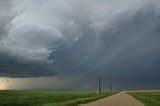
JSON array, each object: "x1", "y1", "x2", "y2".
[
  {"x1": 0, "y1": 90, "x2": 116, "y2": 106},
  {"x1": 128, "y1": 91, "x2": 160, "y2": 106},
  {"x1": 44, "y1": 92, "x2": 115, "y2": 106}
]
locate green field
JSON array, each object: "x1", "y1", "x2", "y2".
[
  {"x1": 0, "y1": 90, "x2": 115, "y2": 106},
  {"x1": 128, "y1": 91, "x2": 160, "y2": 106}
]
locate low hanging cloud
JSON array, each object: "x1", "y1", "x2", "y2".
[{"x1": 0, "y1": 0, "x2": 160, "y2": 89}]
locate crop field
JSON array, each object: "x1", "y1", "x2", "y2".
[
  {"x1": 128, "y1": 91, "x2": 160, "y2": 106},
  {"x1": 0, "y1": 90, "x2": 115, "y2": 106}
]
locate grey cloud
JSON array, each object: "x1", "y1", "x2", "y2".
[
  {"x1": 0, "y1": 0, "x2": 160, "y2": 89},
  {"x1": 52, "y1": 0, "x2": 160, "y2": 89}
]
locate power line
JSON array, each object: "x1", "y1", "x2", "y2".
[
  {"x1": 0, "y1": 21, "x2": 43, "y2": 48},
  {"x1": 0, "y1": 32, "x2": 31, "y2": 49},
  {"x1": 0, "y1": 18, "x2": 51, "y2": 49}
]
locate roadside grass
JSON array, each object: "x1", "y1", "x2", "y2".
[
  {"x1": 44, "y1": 92, "x2": 115, "y2": 106},
  {"x1": 0, "y1": 90, "x2": 116, "y2": 106},
  {"x1": 128, "y1": 91, "x2": 160, "y2": 106}
]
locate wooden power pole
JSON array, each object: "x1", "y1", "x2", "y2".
[
  {"x1": 109, "y1": 80, "x2": 112, "y2": 92},
  {"x1": 98, "y1": 76, "x2": 101, "y2": 94}
]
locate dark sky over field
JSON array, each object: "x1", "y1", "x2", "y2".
[{"x1": 0, "y1": 0, "x2": 160, "y2": 90}]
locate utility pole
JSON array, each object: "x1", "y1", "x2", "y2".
[
  {"x1": 109, "y1": 80, "x2": 112, "y2": 93},
  {"x1": 97, "y1": 76, "x2": 101, "y2": 94}
]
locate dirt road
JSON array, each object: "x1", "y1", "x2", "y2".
[{"x1": 80, "y1": 92, "x2": 144, "y2": 106}]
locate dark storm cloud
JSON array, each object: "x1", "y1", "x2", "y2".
[
  {"x1": 52, "y1": 0, "x2": 160, "y2": 89},
  {"x1": 0, "y1": 0, "x2": 160, "y2": 89}
]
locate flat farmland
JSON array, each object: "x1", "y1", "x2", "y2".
[
  {"x1": 0, "y1": 90, "x2": 115, "y2": 106},
  {"x1": 128, "y1": 91, "x2": 160, "y2": 106}
]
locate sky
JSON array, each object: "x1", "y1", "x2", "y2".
[{"x1": 0, "y1": 0, "x2": 160, "y2": 90}]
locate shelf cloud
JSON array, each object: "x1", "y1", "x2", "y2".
[{"x1": 0, "y1": 0, "x2": 160, "y2": 89}]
